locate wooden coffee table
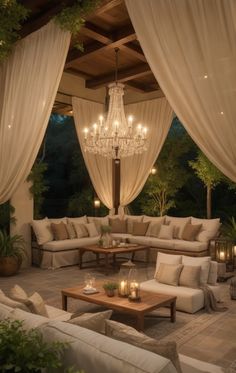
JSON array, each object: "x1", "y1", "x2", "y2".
[
  {"x1": 79, "y1": 244, "x2": 150, "y2": 275},
  {"x1": 61, "y1": 283, "x2": 176, "y2": 331}
]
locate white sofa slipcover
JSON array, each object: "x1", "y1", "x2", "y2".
[{"x1": 0, "y1": 303, "x2": 223, "y2": 373}]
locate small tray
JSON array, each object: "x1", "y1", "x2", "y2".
[{"x1": 83, "y1": 288, "x2": 99, "y2": 295}]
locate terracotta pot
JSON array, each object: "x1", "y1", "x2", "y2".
[
  {"x1": 105, "y1": 289, "x2": 115, "y2": 297},
  {"x1": 0, "y1": 256, "x2": 21, "y2": 276}
]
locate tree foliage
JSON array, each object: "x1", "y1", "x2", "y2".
[
  {"x1": 137, "y1": 126, "x2": 191, "y2": 216},
  {"x1": 27, "y1": 161, "x2": 48, "y2": 219}
]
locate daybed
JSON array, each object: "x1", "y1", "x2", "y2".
[
  {"x1": 140, "y1": 252, "x2": 221, "y2": 313},
  {"x1": 0, "y1": 297, "x2": 224, "y2": 373},
  {"x1": 31, "y1": 215, "x2": 220, "y2": 269}
]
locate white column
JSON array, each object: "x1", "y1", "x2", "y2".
[{"x1": 10, "y1": 180, "x2": 33, "y2": 268}]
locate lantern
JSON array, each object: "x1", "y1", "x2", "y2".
[
  {"x1": 215, "y1": 239, "x2": 234, "y2": 272},
  {"x1": 128, "y1": 267, "x2": 141, "y2": 302},
  {"x1": 118, "y1": 260, "x2": 135, "y2": 297}
]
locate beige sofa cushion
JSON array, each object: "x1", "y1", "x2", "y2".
[
  {"x1": 124, "y1": 215, "x2": 143, "y2": 234},
  {"x1": 9, "y1": 308, "x2": 49, "y2": 329},
  {"x1": 191, "y1": 217, "x2": 220, "y2": 242},
  {"x1": 0, "y1": 289, "x2": 30, "y2": 312},
  {"x1": 144, "y1": 216, "x2": 165, "y2": 236},
  {"x1": 88, "y1": 216, "x2": 109, "y2": 233},
  {"x1": 41, "y1": 320, "x2": 175, "y2": 373},
  {"x1": 165, "y1": 216, "x2": 191, "y2": 239},
  {"x1": 155, "y1": 252, "x2": 182, "y2": 277},
  {"x1": 73, "y1": 223, "x2": 89, "y2": 238},
  {"x1": 105, "y1": 319, "x2": 182, "y2": 373},
  {"x1": 156, "y1": 263, "x2": 183, "y2": 286},
  {"x1": 68, "y1": 310, "x2": 113, "y2": 333},
  {"x1": 179, "y1": 266, "x2": 201, "y2": 289},
  {"x1": 85, "y1": 222, "x2": 99, "y2": 237},
  {"x1": 158, "y1": 225, "x2": 174, "y2": 240},
  {"x1": 109, "y1": 218, "x2": 127, "y2": 233},
  {"x1": 65, "y1": 222, "x2": 77, "y2": 239},
  {"x1": 0, "y1": 303, "x2": 14, "y2": 319},
  {"x1": 42, "y1": 236, "x2": 99, "y2": 251},
  {"x1": 67, "y1": 216, "x2": 88, "y2": 224},
  {"x1": 182, "y1": 256, "x2": 211, "y2": 285},
  {"x1": 32, "y1": 218, "x2": 53, "y2": 245},
  {"x1": 173, "y1": 240, "x2": 208, "y2": 253}
]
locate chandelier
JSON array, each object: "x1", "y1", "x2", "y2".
[{"x1": 83, "y1": 50, "x2": 148, "y2": 159}]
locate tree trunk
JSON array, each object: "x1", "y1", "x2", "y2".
[{"x1": 207, "y1": 185, "x2": 212, "y2": 219}]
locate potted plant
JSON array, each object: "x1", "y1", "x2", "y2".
[
  {"x1": 103, "y1": 282, "x2": 118, "y2": 297},
  {"x1": 222, "y1": 217, "x2": 236, "y2": 242},
  {"x1": 0, "y1": 319, "x2": 84, "y2": 373},
  {"x1": 0, "y1": 229, "x2": 26, "y2": 276}
]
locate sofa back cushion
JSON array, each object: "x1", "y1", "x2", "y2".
[
  {"x1": 165, "y1": 216, "x2": 191, "y2": 239},
  {"x1": 31, "y1": 218, "x2": 53, "y2": 245},
  {"x1": 67, "y1": 216, "x2": 88, "y2": 225},
  {"x1": 191, "y1": 217, "x2": 220, "y2": 242},
  {"x1": 109, "y1": 218, "x2": 127, "y2": 233},
  {"x1": 155, "y1": 252, "x2": 182, "y2": 277},
  {"x1": 179, "y1": 265, "x2": 201, "y2": 288},
  {"x1": 88, "y1": 216, "x2": 109, "y2": 233},
  {"x1": 182, "y1": 255, "x2": 211, "y2": 285},
  {"x1": 147, "y1": 222, "x2": 162, "y2": 237},
  {"x1": 68, "y1": 310, "x2": 113, "y2": 334},
  {"x1": 156, "y1": 263, "x2": 183, "y2": 286},
  {"x1": 65, "y1": 222, "x2": 77, "y2": 239},
  {"x1": 73, "y1": 223, "x2": 89, "y2": 238},
  {"x1": 84, "y1": 222, "x2": 99, "y2": 237}
]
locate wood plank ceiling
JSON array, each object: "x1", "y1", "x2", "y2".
[{"x1": 20, "y1": 0, "x2": 162, "y2": 115}]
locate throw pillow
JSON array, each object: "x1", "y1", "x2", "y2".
[
  {"x1": 182, "y1": 223, "x2": 202, "y2": 241},
  {"x1": 31, "y1": 218, "x2": 53, "y2": 245},
  {"x1": 51, "y1": 222, "x2": 68, "y2": 241},
  {"x1": 68, "y1": 310, "x2": 113, "y2": 334},
  {"x1": 65, "y1": 222, "x2": 77, "y2": 239},
  {"x1": 165, "y1": 216, "x2": 191, "y2": 239},
  {"x1": 73, "y1": 223, "x2": 89, "y2": 238},
  {"x1": 155, "y1": 252, "x2": 182, "y2": 277},
  {"x1": 155, "y1": 263, "x2": 183, "y2": 286},
  {"x1": 109, "y1": 218, "x2": 127, "y2": 233},
  {"x1": 179, "y1": 265, "x2": 201, "y2": 288},
  {"x1": 191, "y1": 217, "x2": 220, "y2": 242},
  {"x1": 0, "y1": 289, "x2": 30, "y2": 312},
  {"x1": 146, "y1": 222, "x2": 162, "y2": 237},
  {"x1": 9, "y1": 284, "x2": 28, "y2": 302},
  {"x1": 158, "y1": 224, "x2": 174, "y2": 240},
  {"x1": 124, "y1": 215, "x2": 143, "y2": 234},
  {"x1": 26, "y1": 292, "x2": 49, "y2": 317},
  {"x1": 87, "y1": 216, "x2": 109, "y2": 233},
  {"x1": 84, "y1": 222, "x2": 99, "y2": 237},
  {"x1": 132, "y1": 221, "x2": 149, "y2": 236},
  {"x1": 182, "y1": 255, "x2": 211, "y2": 285},
  {"x1": 105, "y1": 320, "x2": 182, "y2": 373}
]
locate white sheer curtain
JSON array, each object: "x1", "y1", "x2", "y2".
[
  {"x1": 125, "y1": 0, "x2": 236, "y2": 182},
  {"x1": 120, "y1": 97, "x2": 173, "y2": 206},
  {"x1": 73, "y1": 96, "x2": 173, "y2": 209},
  {"x1": 72, "y1": 97, "x2": 113, "y2": 209},
  {"x1": 0, "y1": 21, "x2": 71, "y2": 203}
]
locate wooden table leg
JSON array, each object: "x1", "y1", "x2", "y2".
[
  {"x1": 136, "y1": 314, "x2": 144, "y2": 331},
  {"x1": 62, "y1": 294, "x2": 67, "y2": 311},
  {"x1": 79, "y1": 249, "x2": 85, "y2": 269},
  {"x1": 105, "y1": 253, "x2": 109, "y2": 275},
  {"x1": 170, "y1": 300, "x2": 176, "y2": 323}
]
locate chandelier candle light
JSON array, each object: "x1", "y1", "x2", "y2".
[{"x1": 83, "y1": 49, "x2": 148, "y2": 159}]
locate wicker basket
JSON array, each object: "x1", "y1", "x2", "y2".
[{"x1": 230, "y1": 277, "x2": 236, "y2": 300}]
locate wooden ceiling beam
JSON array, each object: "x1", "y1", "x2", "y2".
[
  {"x1": 80, "y1": 21, "x2": 113, "y2": 44},
  {"x1": 120, "y1": 44, "x2": 146, "y2": 62},
  {"x1": 87, "y1": 0, "x2": 123, "y2": 18},
  {"x1": 20, "y1": 0, "x2": 76, "y2": 38},
  {"x1": 66, "y1": 23, "x2": 136, "y2": 66},
  {"x1": 86, "y1": 63, "x2": 152, "y2": 89}
]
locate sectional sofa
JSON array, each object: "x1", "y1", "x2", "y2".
[
  {"x1": 0, "y1": 300, "x2": 223, "y2": 373},
  {"x1": 31, "y1": 214, "x2": 220, "y2": 269}
]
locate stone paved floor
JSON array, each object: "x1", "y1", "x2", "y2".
[{"x1": 1, "y1": 264, "x2": 236, "y2": 372}]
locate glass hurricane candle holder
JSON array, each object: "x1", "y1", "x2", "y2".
[
  {"x1": 84, "y1": 273, "x2": 95, "y2": 290},
  {"x1": 128, "y1": 281, "x2": 141, "y2": 302},
  {"x1": 118, "y1": 280, "x2": 128, "y2": 297}
]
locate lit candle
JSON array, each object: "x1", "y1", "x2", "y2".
[
  {"x1": 128, "y1": 115, "x2": 133, "y2": 127},
  {"x1": 93, "y1": 123, "x2": 98, "y2": 134},
  {"x1": 219, "y1": 251, "x2": 225, "y2": 261},
  {"x1": 129, "y1": 282, "x2": 139, "y2": 299},
  {"x1": 137, "y1": 124, "x2": 142, "y2": 135},
  {"x1": 84, "y1": 128, "x2": 89, "y2": 139},
  {"x1": 119, "y1": 280, "x2": 127, "y2": 296}
]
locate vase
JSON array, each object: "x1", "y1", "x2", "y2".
[{"x1": 101, "y1": 232, "x2": 112, "y2": 248}]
